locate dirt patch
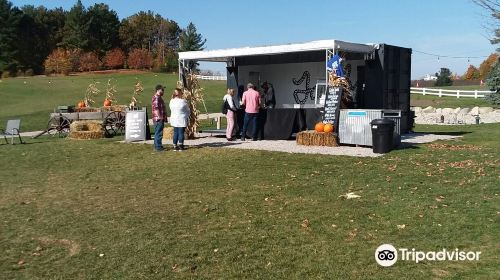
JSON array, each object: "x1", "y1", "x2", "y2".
[{"x1": 35, "y1": 237, "x2": 81, "y2": 256}]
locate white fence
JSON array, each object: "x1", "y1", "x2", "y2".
[
  {"x1": 410, "y1": 87, "x2": 494, "y2": 98},
  {"x1": 195, "y1": 75, "x2": 227, "y2": 81}
]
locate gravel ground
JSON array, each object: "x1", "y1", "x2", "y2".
[{"x1": 129, "y1": 132, "x2": 462, "y2": 157}]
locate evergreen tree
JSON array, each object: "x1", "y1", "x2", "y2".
[
  {"x1": 0, "y1": 0, "x2": 22, "y2": 76},
  {"x1": 486, "y1": 60, "x2": 500, "y2": 105},
  {"x1": 60, "y1": 0, "x2": 89, "y2": 50},
  {"x1": 435, "y1": 68, "x2": 453, "y2": 86},
  {"x1": 87, "y1": 3, "x2": 120, "y2": 57},
  {"x1": 119, "y1": 11, "x2": 157, "y2": 52},
  {"x1": 179, "y1": 22, "x2": 206, "y2": 70},
  {"x1": 19, "y1": 6, "x2": 66, "y2": 74}
]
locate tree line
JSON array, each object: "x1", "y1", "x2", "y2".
[{"x1": 0, "y1": 0, "x2": 206, "y2": 77}]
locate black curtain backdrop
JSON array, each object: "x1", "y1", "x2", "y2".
[{"x1": 243, "y1": 108, "x2": 323, "y2": 140}]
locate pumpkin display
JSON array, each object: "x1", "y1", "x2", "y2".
[
  {"x1": 103, "y1": 99, "x2": 112, "y2": 107},
  {"x1": 323, "y1": 123, "x2": 334, "y2": 133},
  {"x1": 314, "y1": 122, "x2": 325, "y2": 133},
  {"x1": 77, "y1": 101, "x2": 86, "y2": 108}
]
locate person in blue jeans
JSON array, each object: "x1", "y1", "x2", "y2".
[
  {"x1": 151, "y1": 84, "x2": 166, "y2": 151},
  {"x1": 169, "y1": 88, "x2": 191, "y2": 151},
  {"x1": 240, "y1": 83, "x2": 261, "y2": 141}
]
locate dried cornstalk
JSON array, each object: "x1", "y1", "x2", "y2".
[
  {"x1": 177, "y1": 73, "x2": 204, "y2": 139},
  {"x1": 84, "y1": 81, "x2": 100, "y2": 107},
  {"x1": 129, "y1": 80, "x2": 144, "y2": 108},
  {"x1": 329, "y1": 73, "x2": 354, "y2": 108},
  {"x1": 105, "y1": 79, "x2": 118, "y2": 104}
]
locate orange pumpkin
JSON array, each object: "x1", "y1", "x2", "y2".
[
  {"x1": 77, "y1": 101, "x2": 86, "y2": 108},
  {"x1": 103, "y1": 99, "x2": 112, "y2": 106},
  {"x1": 314, "y1": 122, "x2": 325, "y2": 133},
  {"x1": 324, "y1": 123, "x2": 334, "y2": 133}
]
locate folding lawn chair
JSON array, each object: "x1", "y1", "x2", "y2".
[{"x1": 0, "y1": 119, "x2": 24, "y2": 144}]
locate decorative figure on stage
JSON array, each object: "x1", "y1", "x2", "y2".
[
  {"x1": 327, "y1": 54, "x2": 344, "y2": 77},
  {"x1": 292, "y1": 71, "x2": 316, "y2": 104},
  {"x1": 261, "y1": 81, "x2": 276, "y2": 109}
]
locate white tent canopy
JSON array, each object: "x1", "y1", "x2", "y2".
[{"x1": 178, "y1": 40, "x2": 377, "y2": 62}]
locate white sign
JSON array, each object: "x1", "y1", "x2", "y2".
[{"x1": 125, "y1": 110, "x2": 146, "y2": 142}]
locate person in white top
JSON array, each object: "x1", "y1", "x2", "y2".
[
  {"x1": 223, "y1": 88, "x2": 237, "y2": 141},
  {"x1": 169, "y1": 88, "x2": 191, "y2": 151}
]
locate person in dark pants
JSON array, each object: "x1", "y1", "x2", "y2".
[
  {"x1": 240, "y1": 83, "x2": 261, "y2": 141},
  {"x1": 235, "y1": 85, "x2": 245, "y2": 138},
  {"x1": 151, "y1": 84, "x2": 166, "y2": 152}
]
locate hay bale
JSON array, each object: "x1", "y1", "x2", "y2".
[
  {"x1": 69, "y1": 120, "x2": 104, "y2": 140},
  {"x1": 296, "y1": 130, "x2": 338, "y2": 147},
  {"x1": 75, "y1": 107, "x2": 100, "y2": 113},
  {"x1": 101, "y1": 105, "x2": 126, "y2": 112},
  {"x1": 162, "y1": 126, "x2": 189, "y2": 139}
]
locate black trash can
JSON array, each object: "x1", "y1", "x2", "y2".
[{"x1": 371, "y1": 119, "x2": 395, "y2": 154}]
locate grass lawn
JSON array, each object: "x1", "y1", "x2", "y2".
[
  {"x1": 410, "y1": 94, "x2": 494, "y2": 108},
  {"x1": 0, "y1": 123, "x2": 498, "y2": 279},
  {"x1": 0, "y1": 72, "x2": 226, "y2": 132},
  {"x1": 411, "y1": 85, "x2": 496, "y2": 108}
]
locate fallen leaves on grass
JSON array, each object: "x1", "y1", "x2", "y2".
[
  {"x1": 346, "y1": 228, "x2": 358, "y2": 241},
  {"x1": 428, "y1": 143, "x2": 481, "y2": 151},
  {"x1": 300, "y1": 219, "x2": 310, "y2": 229},
  {"x1": 449, "y1": 160, "x2": 476, "y2": 168},
  {"x1": 435, "y1": 196, "x2": 445, "y2": 202},
  {"x1": 35, "y1": 237, "x2": 80, "y2": 256},
  {"x1": 387, "y1": 164, "x2": 397, "y2": 172},
  {"x1": 339, "y1": 192, "x2": 361, "y2": 199}
]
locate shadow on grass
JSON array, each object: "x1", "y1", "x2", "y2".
[
  {"x1": 188, "y1": 141, "x2": 243, "y2": 149},
  {"x1": 410, "y1": 131, "x2": 472, "y2": 136}
]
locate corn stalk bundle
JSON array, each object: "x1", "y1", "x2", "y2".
[
  {"x1": 105, "y1": 78, "x2": 118, "y2": 104},
  {"x1": 84, "y1": 81, "x2": 100, "y2": 107},
  {"x1": 328, "y1": 73, "x2": 354, "y2": 108},
  {"x1": 177, "y1": 73, "x2": 204, "y2": 139},
  {"x1": 129, "y1": 80, "x2": 144, "y2": 108}
]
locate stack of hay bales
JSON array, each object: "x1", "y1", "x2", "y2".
[
  {"x1": 162, "y1": 127, "x2": 189, "y2": 140},
  {"x1": 74, "y1": 107, "x2": 100, "y2": 113},
  {"x1": 296, "y1": 130, "x2": 338, "y2": 147},
  {"x1": 69, "y1": 120, "x2": 104, "y2": 139},
  {"x1": 100, "y1": 105, "x2": 126, "y2": 112}
]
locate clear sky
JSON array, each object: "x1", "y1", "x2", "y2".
[{"x1": 11, "y1": 0, "x2": 498, "y2": 79}]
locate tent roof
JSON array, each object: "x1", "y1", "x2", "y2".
[{"x1": 178, "y1": 40, "x2": 377, "y2": 62}]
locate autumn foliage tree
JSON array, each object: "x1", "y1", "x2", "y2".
[
  {"x1": 44, "y1": 48, "x2": 71, "y2": 75},
  {"x1": 463, "y1": 65, "x2": 480, "y2": 80},
  {"x1": 79, "y1": 52, "x2": 101, "y2": 71},
  {"x1": 104, "y1": 48, "x2": 125, "y2": 69},
  {"x1": 479, "y1": 53, "x2": 499, "y2": 79},
  {"x1": 127, "y1": 48, "x2": 153, "y2": 69}
]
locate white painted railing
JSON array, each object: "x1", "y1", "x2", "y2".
[
  {"x1": 195, "y1": 75, "x2": 227, "y2": 81},
  {"x1": 410, "y1": 87, "x2": 494, "y2": 98}
]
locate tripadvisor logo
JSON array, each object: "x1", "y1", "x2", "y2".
[{"x1": 375, "y1": 244, "x2": 481, "y2": 267}]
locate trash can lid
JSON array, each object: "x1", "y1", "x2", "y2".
[{"x1": 371, "y1": 118, "x2": 395, "y2": 125}]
